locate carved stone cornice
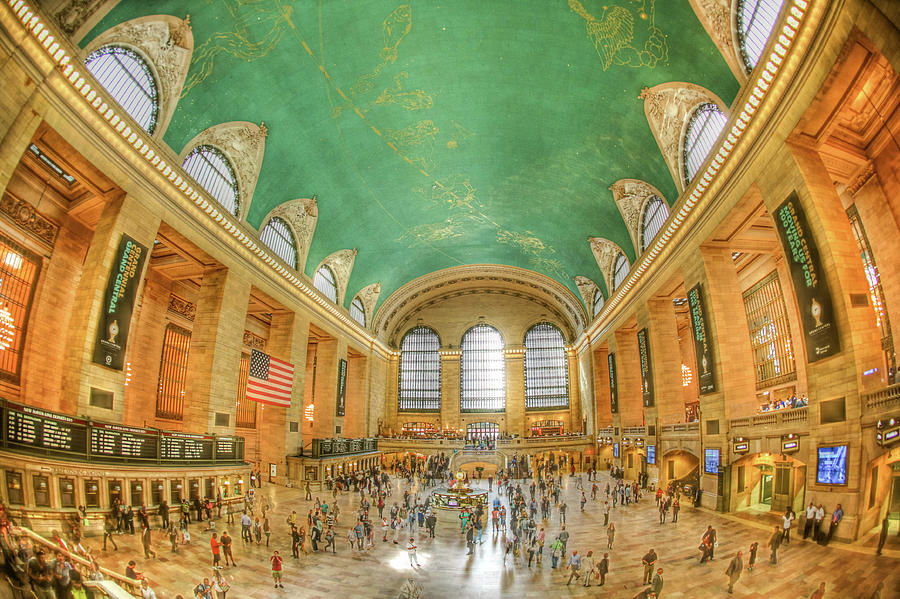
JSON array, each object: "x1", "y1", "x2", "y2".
[
  {"x1": 0, "y1": 193, "x2": 59, "y2": 247},
  {"x1": 573, "y1": 276, "x2": 600, "y2": 311},
  {"x1": 354, "y1": 282, "x2": 381, "y2": 326},
  {"x1": 242, "y1": 331, "x2": 266, "y2": 351},
  {"x1": 167, "y1": 294, "x2": 195, "y2": 321},
  {"x1": 847, "y1": 164, "x2": 877, "y2": 196},
  {"x1": 318, "y1": 249, "x2": 357, "y2": 306},
  {"x1": 687, "y1": 0, "x2": 745, "y2": 81}
]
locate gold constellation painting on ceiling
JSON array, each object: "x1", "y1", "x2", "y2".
[{"x1": 567, "y1": 0, "x2": 668, "y2": 71}]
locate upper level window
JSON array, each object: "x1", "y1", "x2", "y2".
[
  {"x1": 0, "y1": 235, "x2": 40, "y2": 382},
  {"x1": 399, "y1": 326, "x2": 441, "y2": 412},
  {"x1": 742, "y1": 271, "x2": 796, "y2": 387},
  {"x1": 683, "y1": 103, "x2": 728, "y2": 185},
  {"x1": 84, "y1": 46, "x2": 159, "y2": 134},
  {"x1": 350, "y1": 297, "x2": 366, "y2": 327},
  {"x1": 737, "y1": 0, "x2": 786, "y2": 72},
  {"x1": 460, "y1": 324, "x2": 505, "y2": 413},
  {"x1": 313, "y1": 266, "x2": 337, "y2": 302},
  {"x1": 182, "y1": 145, "x2": 240, "y2": 217},
  {"x1": 259, "y1": 217, "x2": 297, "y2": 269},
  {"x1": 612, "y1": 253, "x2": 630, "y2": 291},
  {"x1": 592, "y1": 289, "x2": 605, "y2": 318},
  {"x1": 640, "y1": 196, "x2": 670, "y2": 253},
  {"x1": 524, "y1": 323, "x2": 569, "y2": 410}
]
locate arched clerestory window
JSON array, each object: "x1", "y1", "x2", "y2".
[
  {"x1": 592, "y1": 289, "x2": 605, "y2": 318},
  {"x1": 182, "y1": 145, "x2": 240, "y2": 217},
  {"x1": 737, "y1": 0, "x2": 786, "y2": 72},
  {"x1": 683, "y1": 103, "x2": 728, "y2": 185},
  {"x1": 524, "y1": 323, "x2": 569, "y2": 410},
  {"x1": 84, "y1": 45, "x2": 159, "y2": 134},
  {"x1": 259, "y1": 217, "x2": 297, "y2": 269},
  {"x1": 313, "y1": 265, "x2": 338, "y2": 303},
  {"x1": 349, "y1": 297, "x2": 366, "y2": 327},
  {"x1": 398, "y1": 326, "x2": 441, "y2": 412},
  {"x1": 460, "y1": 324, "x2": 505, "y2": 412},
  {"x1": 640, "y1": 196, "x2": 670, "y2": 253},
  {"x1": 612, "y1": 253, "x2": 630, "y2": 291}
]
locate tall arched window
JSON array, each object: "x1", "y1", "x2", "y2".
[
  {"x1": 592, "y1": 289, "x2": 605, "y2": 318},
  {"x1": 640, "y1": 196, "x2": 669, "y2": 252},
  {"x1": 399, "y1": 326, "x2": 441, "y2": 412},
  {"x1": 524, "y1": 323, "x2": 569, "y2": 410},
  {"x1": 259, "y1": 217, "x2": 297, "y2": 269},
  {"x1": 313, "y1": 266, "x2": 338, "y2": 302},
  {"x1": 182, "y1": 145, "x2": 240, "y2": 217},
  {"x1": 84, "y1": 46, "x2": 159, "y2": 134},
  {"x1": 612, "y1": 253, "x2": 630, "y2": 291},
  {"x1": 737, "y1": 0, "x2": 786, "y2": 72},
  {"x1": 683, "y1": 103, "x2": 728, "y2": 185},
  {"x1": 460, "y1": 324, "x2": 505, "y2": 412},
  {"x1": 349, "y1": 297, "x2": 366, "y2": 327}
]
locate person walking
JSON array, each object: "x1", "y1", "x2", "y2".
[
  {"x1": 725, "y1": 550, "x2": 743, "y2": 594},
  {"x1": 550, "y1": 537, "x2": 563, "y2": 569},
  {"x1": 603, "y1": 501, "x2": 610, "y2": 526},
  {"x1": 221, "y1": 531, "x2": 236, "y2": 566},
  {"x1": 581, "y1": 550, "x2": 595, "y2": 587},
  {"x1": 671, "y1": 497, "x2": 680, "y2": 523},
  {"x1": 597, "y1": 552, "x2": 609, "y2": 586},
  {"x1": 782, "y1": 508, "x2": 795, "y2": 545},
  {"x1": 407, "y1": 537, "x2": 420, "y2": 567},
  {"x1": 607, "y1": 522, "x2": 616, "y2": 549},
  {"x1": 167, "y1": 523, "x2": 178, "y2": 553},
  {"x1": 565, "y1": 550, "x2": 583, "y2": 585},
  {"x1": 102, "y1": 516, "x2": 118, "y2": 551},
  {"x1": 270, "y1": 550, "x2": 284, "y2": 589},
  {"x1": 641, "y1": 548, "x2": 657, "y2": 585},
  {"x1": 305, "y1": 481, "x2": 312, "y2": 501},
  {"x1": 240, "y1": 512, "x2": 252, "y2": 543},
  {"x1": 768, "y1": 525, "x2": 782, "y2": 564},
  {"x1": 263, "y1": 516, "x2": 271, "y2": 547},
  {"x1": 747, "y1": 542, "x2": 758, "y2": 572},
  {"x1": 210, "y1": 533, "x2": 221, "y2": 568},
  {"x1": 141, "y1": 523, "x2": 157, "y2": 559},
  {"x1": 650, "y1": 568, "x2": 664, "y2": 598}
]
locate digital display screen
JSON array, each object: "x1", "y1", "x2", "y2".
[
  {"x1": 816, "y1": 445, "x2": 848, "y2": 485},
  {"x1": 647, "y1": 445, "x2": 655, "y2": 464},
  {"x1": 704, "y1": 448, "x2": 720, "y2": 474},
  {"x1": 613, "y1": 443, "x2": 619, "y2": 458}
]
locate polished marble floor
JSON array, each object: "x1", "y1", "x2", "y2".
[{"x1": 90, "y1": 472, "x2": 899, "y2": 598}]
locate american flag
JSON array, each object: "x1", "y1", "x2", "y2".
[{"x1": 246, "y1": 349, "x2": 294, "y2": 408}]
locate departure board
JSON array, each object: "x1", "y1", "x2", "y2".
[
  {"x1": 161, "y1": 432, "x2": 214, "y2": 461},
  {"x1": 216, "y1": 437, "x2": 237, "y2": 460},
  {"x1": 4, "y1": 402, "x2": 87, "y2": 454},
  {"x1": 90, "y1": 423, "x2": 158, "y2": 459}
]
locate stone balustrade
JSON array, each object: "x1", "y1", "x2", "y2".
[
  {"x1": 863, "y1": 383, "x2": 900, "y2": 410},
  {"x1": 729, "y1": 406, "x2": 808, "y2": 430}
]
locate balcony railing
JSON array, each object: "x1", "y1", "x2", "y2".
[
  {"x1": 660, "y1": 422, "x2": 700, "y2": 435},
  {"x1": 597, "y1": 427, "x2": 615, "y2": 436},
  {"x1": 730, "y1": 406, "x2": 808, "y2": 430},
  {"x1": 623, "y1": 426, "x2": 646, "y2": 436},
  {"x1": 863, "y1": 383, "x2": 900, "y2": 410},
  {"x1": 378, "y1": 435, "x2": 592, "y2": 451}
]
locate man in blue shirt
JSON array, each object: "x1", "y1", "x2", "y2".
[{"x1": 824, "y1": 504, "x2": 842, "y2": 546}]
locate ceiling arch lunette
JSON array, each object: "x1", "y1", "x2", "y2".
[
  {"x1": 178, "y1": 121, "x2": 267, "y2": 223},
  {"x1": 687, "y1": 0, "x2": 747, "y2": 82},
  {"x1": 573, "y1": 275, "x2": 601, "y2": 310},
  {"x1": 261, "y1": 197, "x2": 317, "y2": 273},
  {"x1": 609, "y1": 179, "x2": 668, "y2": 256},
  {"x1": 354, "y1": 282, "x2": 381, "y2": 327},
  {"x1": 317, "y1": 249, "x2": 357, "y2": 307},
  {"x1": 82, "y1": 14, "x2": 193, "y2": 140},
  {"x1": 638, "y1": 82, "x2": 729, "y2": 194},
  {"x1": 588, "y1": 237, "x2": 627, "y2": 295}
]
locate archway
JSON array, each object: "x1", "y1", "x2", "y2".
[
  {"x1": 661, "y1": 449, "x2": 700, "y2": 490},
  {"x1": 858, "y1": 448, "x2": 900, "y2": 552},
  {"x1": 731, "y1": 452, "x2": 807, "y2": 515}
]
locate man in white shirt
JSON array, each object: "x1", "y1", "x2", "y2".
[
  {"x1": 813, "y1": 504, "x2": 825, "y2": 542},
  {"x1": 407, "y1": 537, "x2": 420, "y2": 567},
  {"x1": 803, "y1": 502, "x2": 816, "y2": 539}
]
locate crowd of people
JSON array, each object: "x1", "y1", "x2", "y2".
[{"x1": 757, "y1": 393, "x2": 809, "y2": 413}]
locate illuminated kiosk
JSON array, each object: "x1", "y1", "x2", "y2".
[{"x1": 430, "y1": 471, "x2": 488, "y2": 510}]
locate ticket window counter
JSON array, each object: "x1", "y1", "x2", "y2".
[
  {"x1": 236, "y1": 478, "x2": 245, "y2": 496},
  {"x1": 108, "y1": 481, "x2": 123, "y2": 507},
  {"x1": 84, "y1": 481, "x2": 100, "y2": 508},
  {"x1": 205, "y1": 478, "x2": 215, "y2": 500},
  {"x1": 221, "y1": 481, "x2": 232, "y2": 498},
  {"x1": 6, "y1": 471, "x2": 23, "y2": 505},
  {"x1": 33, "y1": 475, "x2": 50, "y2": 507},
  {"x1": 130, "y1": 481, "x2": 144, "y2": 507},
  {"x1": 59, "y1": 479, "x2": 76, "y2": 509},
  {"x1": 150, "y1": 481, "x2": 164, "y2": 506},
  {"x1": 189, "y1": 479, "x2": 200, "y2": 502},
  {"x1": 170, "y1": 481, "x2": 183, "y2": 504}
]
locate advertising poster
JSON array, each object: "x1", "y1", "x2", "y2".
[
  {"x1": 637, "y1": 328, "x2": 654, "y2": 407},
  {"x1": 687, "y1": 284, "x2": 716, "y2": 394},
  {"x1": 704, "y1": 448, "x2": 720, "y2": 474},
  {"x1": 608, "y1": 352, "x2": 618, "y2": 414},
  {"x1": 816, "y1": 445, "x2": 848, "y2": 485},
  {"x1": 335, "y1": 358, "x2": 347, "y2": 417}
]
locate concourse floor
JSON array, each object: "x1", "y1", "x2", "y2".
[{"x1": 91, "y1": 472, "x2": 899, "y2": 598}]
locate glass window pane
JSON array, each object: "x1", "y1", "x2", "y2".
[
  {"x1": 683, "y1": 103, "x2": 728, "y2": 184},
  {"x1": 640, "y1": 196, "x2": 670, "y2": 252},
  {"x1": 460, "y1": 324, "x2": 505, "y2": 412},
  {"x1": 737, "y1": 0, "x2": 786, "y2": 71},
  {"x1": 742, "y1": 271, "x2": 796, "y2": 386},
  {"x1": 592, "y1": 289, "x2": 605, "y2": 318},
  {"x1": 156, "y1": 324, "x2": 191, "y2": 420},
  {"x1": 84, "y1": 46, "x2": 159, "y2": 134},
  {"x1": 182, "y1": 145, "x2": 240, "y2": 216},
  {"x1": 259, "y1": 217, "x2": 297, "y2": 269},
  {"x1": 524, "y1": 323, "x2": 569, "y2": 410},
  {"x1": 0, "y1": 235, "x2": 40, "y2": 381},
  {"x1": 313, "y1": 266, "x2": 338, "y2": 302},
  {"x1": 399, "y1": 326, "x2": 441, "y2": 412},
  {"x1": 613, "y1": 253, "x2": 630, "y2": 291},
  {"x1": 466, "y1": 422, "x2": 499, "y2": 442},
  {"x1": 350, "y1": 298, "x2": 366, "y2": 327}
]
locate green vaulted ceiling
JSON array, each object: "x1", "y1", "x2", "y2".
[{"x1": 87, "y1": 0, "x2": 738, "y2": 312}]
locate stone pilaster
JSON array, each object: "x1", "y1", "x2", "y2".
[
  {"x1": 440, "y1": 352, "x2": 461, "y2": 433},
  {"x1": 647, "y1": 298, "x2": 684, "y2": 425},
  {"x1": 505, "y1": 349, "x2": 525, "y2": 435},
  {"x1": 613, "y1": 328, "x2": 642, "y2": 427}
]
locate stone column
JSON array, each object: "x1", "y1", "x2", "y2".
[
  {"x1": 647, "y1": 298, "x2": 684, "y2": 425},
  {"x1": 60, "y1": 192, "x2": 160, "y2": 419},
  {"x1": 310, "y1": 337, "x2": 345, "y2": 439},
  {"x1": 567, "y1": 350, "x2": 583, "y2": 432},
  {"x1": 182, "y1": 267, "x2": 251, "y2": 435},
  {"x1": 614, "y1": 328, "x2": 643, "y2": 427},
  {"x1": 505, "y1": 348, "x2": 525, "y2": 436},
  {"x1": 592, "y1": 343, "x2": 613, "y2": 428}
]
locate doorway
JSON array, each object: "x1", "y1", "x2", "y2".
[{"x1": 760, "y1": 474, "x2": 773, "y2": 505}]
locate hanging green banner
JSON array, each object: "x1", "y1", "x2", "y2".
[
  {"x1": 688, "y1": 284, "x2": 716, "y2": 394},
  {"x1": 773, "y1": 192, "x2": 840, "y2": 362},
  {"x1": 637, "y1": 328, "x2": 654, "y2": 407},
  {"x1": 92, "y1": 234, "x2": 148, "y2": 370},
  {"x1": 335, "y1": 358, "x2": 347, "y2": 417},
  {"x1": 608, "y1": 352, "x2": 618, "y2": 414}
]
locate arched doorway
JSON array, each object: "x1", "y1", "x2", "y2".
[
  {"x1": 662, "y1": 449, "x2": 700, "y2": 491},
  {"x1": 731, "y1": 452, "x2": 806, "y2": 514}
]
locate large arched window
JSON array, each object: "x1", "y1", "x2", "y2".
[
  {"x1": 612, "y1": 253, "x2": 630, "y2": 291},
  {"x1": 399, "y1": 326, "x2": 441, "y2": 412},
  {"x1": 640, "y1": 196, "x2": 670, "y2": 252},
  {"x1": 84, "y1": 46, "x2": 159, "y2": 134},
  {"x1": 524, "y1": 323, "x2": 569, "y2": 410},
  {"x1": 592, "y1": 289, "x2": 605, "y2": 318},
  {"x1": 182, "y1": 145, "x2": 240, "y2": 217},
  {"x1": 683, "y1": 103, "x2": 728, "y2": 185},
  {"x1": 737, "y1": 0, "x2": 786, "y2": 72},
  {"x1": 259, "y1": 217, "x2": 297, "y2": 269},
  {"x1": 460, "y1": 324, "x2": 505, "y2": 412},
  {"x1": 349, "y1": 297, "x2": 366, "y2": 327},
  {"x1": 313, "y1": 266, "x2": 338, "y2": 302}
]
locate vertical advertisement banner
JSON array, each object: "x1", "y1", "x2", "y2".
[
  {"x1": 335, "y1": 358, "x2": 347, "y2": 417},
  {"x1": 92, "y1": 234, "x2": 148, "y2": 370},
  {"x1": 637, "y1": 328, "x2": 654, "y2": 407},
  {"x1": 687, "y1": 284, "x2": 716, "y2": 394},
  {"x1": 773, "y1": 192, "x2": 840, "y2": 362},
  {"x1": 608, "y1": 353, "x2": 618, "y2": 414}
]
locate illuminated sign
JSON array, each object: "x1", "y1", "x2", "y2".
[
  {"x1": 608, "y1": 353, "x2": 618, "y2": 414},
  {"x1": 782, "y1": 440, "x2": 799, "y2": 452},
  {"x1": 647, "y1": 445, "x2": 655, "y2": 464},
  {"x1": 637, "y1": 328, "x2": 654, "y2": 407},
  {"x1": 704, "y1": 448, "x2": 720, "y2": 474},
  {"x1": 687, "y1": 284, "x2": 716, "y2": 394},
  {"x1": 613, "y1": 443, "x2": 619, "y2": 458},
  {"x1": 816, "y1": 445, "x2": 848, "y2": 485},
  {"x1": 733, "y1": 442, "x2": 749, "y2": 453}
]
